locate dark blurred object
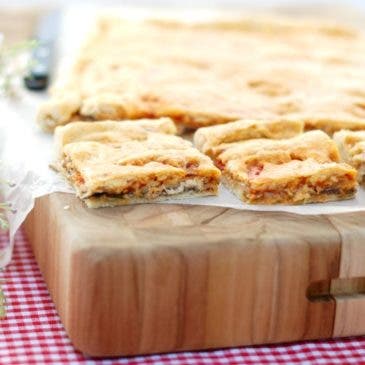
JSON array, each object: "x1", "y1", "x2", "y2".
[
  {"x1": 24, "y1": 11, "x2": 60, "y2": 91},
  {"x1": 24, "y1": 40, "x2": 51, "y2": 90}
]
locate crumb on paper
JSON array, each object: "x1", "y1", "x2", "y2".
[{"x1": 63, "y1": 205, "x2": 70, "y2": 210}]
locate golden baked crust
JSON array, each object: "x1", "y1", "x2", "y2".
[
  {"x1": 57, "y1": 123, "x2": 221, "y2": 207},
  {"x1": 38, "y1": 15, "x2": 365, "y2": 132},
  {"x1": 305, "y1": 118, "x2": 365, "y2": 136},
  {"x1": 54, "y1": 117, "x2": 176, "y2": 157},
  {"x1": 194, "y1": 119, "x2": 303, "y2": 157},
  {"x1": 216, "y1": 130, "x2": 341, "y2": 167},
  {"x1": 334, "y1": 130, "x2": 365, "y2": 184},
  {"x1": 215, "y1": 131, "x2": 357, "y2": 204},
  {"x1": 38, "y1": 94, "x2": 81, "y2": 132}
]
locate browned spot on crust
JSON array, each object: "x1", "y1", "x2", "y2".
[{"x1": 247, "y1": 80, "x2": 290, "y2": 97}]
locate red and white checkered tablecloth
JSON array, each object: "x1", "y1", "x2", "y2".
[{"x1": 1, "y1": 230, "x2": 365, "y2": 365}]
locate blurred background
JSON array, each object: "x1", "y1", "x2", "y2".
[
  {"x1": 0, "y1": 0, "x2": 364, "y2": 7},
  {"x1": 2, "y1": 0, "x2": 365, "y2": 45},
  {"x1": 1, "y1": 0, "x2": 365, "y2": 94}
]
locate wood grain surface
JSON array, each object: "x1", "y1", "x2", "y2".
[
  {"x1": 327, "y1": 215, "x2": 365, "y2": 337},
  {"x1": 23, "y1": 193, "x2": 365, "y2": 356}
]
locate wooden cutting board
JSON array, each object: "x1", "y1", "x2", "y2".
[{"x1": 23, "y1": 192, "x2": 365, "y2": 357}]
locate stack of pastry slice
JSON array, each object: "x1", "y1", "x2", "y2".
[
  {"x1": 55, "y1": 118, "x2": 221, "y2": 208},
  {"x1": 334, "y1": 130, "x2": 365, "y2": 185},
  {"x1": 194, "y1": 120, "x2": 358, "y2": 204}
]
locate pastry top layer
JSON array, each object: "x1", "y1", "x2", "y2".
[
  {"x1": 61, "y1": 131, "x2": 221, "y2": 198},
  {"x1": 194, "y1": 118, "x2": 303, "y2": 156},
  {"x1": 334, "y1": 130, "x2": 365, "y2": 166},
  {"x1": 333, "y1": 130, "x2": 365, "y2": 149},
  {"x1": 38, "y1": 15, "x2": 365, "y2": 131},
  {"x1": 305, "y1": 118, "x2": 365, "y2": 136},
  {"x1": 216, "y1": 130, "x2": 341, "y2": 168},
  {"x1": 228, "y1": 158, "x2": 357, "y2": 186},
  {"x1": 54, "y1": 118, "x2": 176, "y2": 157}
]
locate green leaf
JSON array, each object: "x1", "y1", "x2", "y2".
[
  {"x1": 0, "y1": 38, "x2": 37, "y2": 97},
  {"x1": 0, "y1": 217, "x2": 8, "y2": 230}
]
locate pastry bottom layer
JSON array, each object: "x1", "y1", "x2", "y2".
[
  {"x1": 222, "y1": 174, "x2": 356, "y2": 205},
  {"x1": 83, "y1": 177, "x2": 218, "y2": 208}
]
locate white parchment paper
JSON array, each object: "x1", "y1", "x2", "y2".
[{"x1": 1, "y1": 6, "x2": 365, "y2": 268}]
